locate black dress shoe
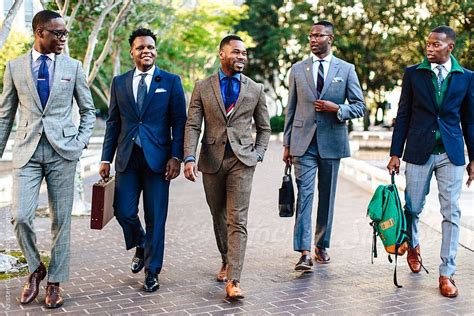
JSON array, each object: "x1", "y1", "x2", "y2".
[
  {"x1": 314, "y1": 247, "x2": 330, "y2": 264},
  {"x1": 295, "y1": 254, "x2": 313, "y2": 271},
  {"x1": 143, "y1": 272, "x2": 159, "y2": 292},
  {"x1": 131, "y1": 247, "x2": 144, "y2": 274}
]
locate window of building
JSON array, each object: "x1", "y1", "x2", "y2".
[{"x1": 25, "y1": 0, "x2": 34, "y2": 25}]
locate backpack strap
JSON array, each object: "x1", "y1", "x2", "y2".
[
  {"x1": 393, "y1": 244, "x2": 403, "y2": 288},
  {"x1": 370, "y1": 222, "x2": 378, "y2": 264}
]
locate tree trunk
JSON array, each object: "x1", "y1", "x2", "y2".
[{"x1": 0, "y1": 0, "x2": 24, "y2": 50}]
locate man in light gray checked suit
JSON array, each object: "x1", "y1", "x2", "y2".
[
  {"x1": 0, "y1": 10, "x2": 95, "y2": 308},
  {"x1": 283, "y1": 21, "x2": 365, "y2": 270}
]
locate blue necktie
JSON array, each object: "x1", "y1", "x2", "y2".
[
  {"x1": 135, "y1": 73, "x2": 147, "y2": 147},
  {"x1": 224, "y1": 77, "x2": 235, "y2": 116},
  {"x1": 37, "y1": 55, "x2": 50, "y2": 109}
]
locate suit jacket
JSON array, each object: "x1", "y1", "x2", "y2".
[
  {"x1": 283, "y1": 55, "x2": 365, "y2": 158},
  {"x1": 0, "y1": 51, "x2": 96, "y2": 168},
  {"x1": 101, "y1": 66, "x2": 187, "y2": 173},
  {"x1": 184, "y1": 73, "x2": 271, "y2": 174},
  {"x1": 390, "y1": 59, "x2": 474, "y2": 166}
]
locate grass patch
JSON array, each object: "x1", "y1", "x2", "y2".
[{"x1": 0, "y1": 250, "x2": 50, "y2": 281}]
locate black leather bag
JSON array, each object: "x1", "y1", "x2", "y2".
[{"x1": 279, "y1": 164, "x2": 295, "y2": 217}]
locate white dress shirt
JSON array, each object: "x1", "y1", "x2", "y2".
[
  {"x1": 431, "y1": 58, "x2": 451, "y2": 79},
  {"x1": 132, "y1": 65, "x2": 155, "y2": 102},
  {"x1": 312, "y1": 53, "x2": 332, "y2": 85}
]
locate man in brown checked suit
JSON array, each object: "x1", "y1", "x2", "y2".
[{"x1": 183, "y1": 35, "x2": 271, "y2": 300}]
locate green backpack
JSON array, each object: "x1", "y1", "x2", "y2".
[{"x1": 367, "y1": 174, "x2": 409, "y2": 288}]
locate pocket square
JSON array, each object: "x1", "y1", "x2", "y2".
[
  {"x1": 60, "y1": 78, "x2": 71, "y2": 82},
  {"x1": 332, "y1": 77, "x2": 344, "y2": 83},
  {"x1": 155, "y1": 88, "x2": 167, "y2": 93}
]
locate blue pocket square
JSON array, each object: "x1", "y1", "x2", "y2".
[{"x1": 332, "y1": 77, "x2": 344, "y2": 83}]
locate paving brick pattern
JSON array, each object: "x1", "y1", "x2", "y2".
[{"x1": 0, "y1": 141, "x2": 473, "y2": 315}]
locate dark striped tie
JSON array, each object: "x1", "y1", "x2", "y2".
[
  {"x1": 316, "y1": 60, "x2": 324, "y2": 98},
  {"x1": 135, "y1": 73, "x2": 147, "y2": 147}
]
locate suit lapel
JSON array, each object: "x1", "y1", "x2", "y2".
[
  {"x1": 303, "y1": 57, "x2": 318, "y2": 99},
  {"x1": 140, "y1": 67, "x2": 161, "y2": 115},
  {"x1": 23, "y1": 52, "x2": 43, "y2": 112},
  {"x1": 420, "y1": 70, "x2": 437, "y2": 112},
  {"x1": 124, "y1": 69, "x2": 139, "y2": 117},
  {"x1": 227, "y1": 74, "x2": 248, "y2": 121},
  {"x1": 211, "y1": 73, "x2": 227, "y2": 117},
  {"x1": 320, "y1": 57, "x2": 340, "y2": 99},
  {"x1": 43, "y1": 54, "x2": 64, "y2": 112}
]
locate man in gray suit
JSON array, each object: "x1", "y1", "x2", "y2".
[
  {"x1": 0, "y1": 10, "x2": 95, "y2": 308},
  {"x1": 283, "y1": 21, "x2": 365, "y2": 270},
  {"x1": 184, "y1": 35, "x2": 270, "y2": 299}
]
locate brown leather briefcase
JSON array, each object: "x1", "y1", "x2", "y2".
[{"x1": 90, "y1": 177, "x2": 115, "y2": 230}]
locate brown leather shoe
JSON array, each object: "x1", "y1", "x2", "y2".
[
  {"x1": 20, "y1": 262, "x2": 47, "y2": 304},
  {"x1": 439, "y1": 276, "x2": 458, "y2": 298},
  {"x1": 314, "y1": 247, "x2": 330, "y2": 264},
  {"x1": 407, "y1": 245, "x2": 422, "y2": 273},
  {"x1": 225, "y1": 280, "x2": 244, "y2": 300},
  {"x1": 45, "y1": 283, "x2": 64, "y2": 309},
  {"x1": 217, "y1": 263, "x2": 228, "y2": 282}
]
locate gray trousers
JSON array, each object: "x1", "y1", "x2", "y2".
[
  {"x1": 11, "y1": 134, "x2": 77, "y2": 283},
  {"x1": 202, "y1": 152, "x2": 256, "y2": 282}
]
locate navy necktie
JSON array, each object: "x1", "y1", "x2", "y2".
[
  {"x1": 135, "y1": 73, "x2": 147, "y2": 147},
  {"x1": 37, "y1": 55, "x2": 50, "y2": 109},
  {"x1": 224, "y1": 77, "x2": 235, "y2": 116},
  {"x1": 316, "y1": 60, "x2": 324, "y2": 98}
]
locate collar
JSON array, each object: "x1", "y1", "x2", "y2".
[
  {"x1": 312, "y1": 53, "x2": 332, "y2": 63},
  {"x1": 416, "y1": 55, "x2": 464, "y2": 74},
  {"x1": 31, "y1": 48, "x2": 56, "y2": 62},
  {"x1": 218, "y1": 68, "x2": 241, "y2": 81},
  {"x1": 134, "y1": 65, "x2": 155, "y2": 78},
  {"x1": 430, "y1": 58, "x2": 451, "y2": 73}
]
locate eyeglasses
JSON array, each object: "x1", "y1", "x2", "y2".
[
  {"x1": 307, "y1": 33, "x2": 332, "y2": 40},
  {"x1": 43, "y1": 29, "x2": 69, "y2": 39}
]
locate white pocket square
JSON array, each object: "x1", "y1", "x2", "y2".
[
  {"x1": 155, "y1": 88, "x2": 167, "y2": 93},
  {"x1": 332, "y1": 77, "x2": 344, "y2": 83}
]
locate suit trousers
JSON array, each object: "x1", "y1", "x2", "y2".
[
  {"x1": 293, "y1": 134, "x2": 340, "y2": 251},
  {"x1": 11, "y1": 134, "x2": 77, "y2": 282},
  {"x1": 404, "y1": 153, "x2": 464, "y2": 276},
  {"x1": 202, "y1": 151, "x2": 256, "y2": 281},
  {"x1": 114, "y1": 145, "x2": 170, "y2": 275}
]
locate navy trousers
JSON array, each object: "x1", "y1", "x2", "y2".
[{"x1": 114, "y1": 145, "x2": 170, "y2": 274}]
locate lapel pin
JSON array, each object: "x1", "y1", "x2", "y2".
[{"x1": 154, "y1": 75, "x2": 161, "y2": 82}]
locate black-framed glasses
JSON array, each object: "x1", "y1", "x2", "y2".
[
  {"x1": 307, "y1": 33, "x2": 332, "y2": 40},
  {"x1": 43, "y1": 29, "x2": 69, "y2": 39}
]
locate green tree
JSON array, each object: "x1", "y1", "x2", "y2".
[{"x1": 0, "y1": 31, "x2": 30, "y2": 90}]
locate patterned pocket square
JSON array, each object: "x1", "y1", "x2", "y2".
[
  {"x1": 332, "y1": 77, "x2": 344, "y2": 83},
  {"x1": 155, "y1": 88, "x2": 167, "y2": 93}
]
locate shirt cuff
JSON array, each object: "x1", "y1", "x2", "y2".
[
  {"x1": 336, "y1": 106, "x2": 343, "y2": 121},
  {"x1": 256, "y1": 152, "x2": 263, "y2": 162},
  {"x1": 101, "y1": 161, "x2": 110, "y2": 164},
  {"x1": 184, "y1": 156, "x2": 196, "y2": 164},
  {"x1": 171, "y1": 157, "x2": 182, "y2": 163}
]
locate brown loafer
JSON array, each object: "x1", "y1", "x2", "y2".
[
  {"x1": 407, "y1": 245, "x2": 422, "y2": 273},
  {"x1": 217, "y1": 263, "x2": 228, "y2": 282},
  {"x1": 314, "y1": 247, "x2": 330, "y2": 264},
  {"x1": 439, "y1": 276, "x2": 458, "y2": 298},
  {"x1": 225, "y1": 280, "x2": 244, "y2": 300},
  {"x1": 20, "y1": 262, "x2": 47, "y2": 304},
  {"x1": 45, "y1": 283, "x2": 64, "y2": 309}
]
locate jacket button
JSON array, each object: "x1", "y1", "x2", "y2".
[{"x1": 132, "y1": 137, "x2": 135, "y2": 140}]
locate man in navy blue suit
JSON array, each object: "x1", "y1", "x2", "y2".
[
  {"x1": 99, "y1": 28, "x2": 186, "y2": 292},
  {"x1": 388, "y1": 26, "x2": 473, "y2": 298}
]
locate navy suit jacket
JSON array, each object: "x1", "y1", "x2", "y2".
[
  {"x1": 101, "y1": 66, "x2": 187, "y2": 173},
  {"x1": 390, "y1": 62, "x2": 474, "y2": 166}
]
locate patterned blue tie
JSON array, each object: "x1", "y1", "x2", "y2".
[{"x1": 37, "y1": 55, "x2": 50, "y2": 109}]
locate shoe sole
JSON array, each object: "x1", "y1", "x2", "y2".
[
  {"x1": 143, "y1": 285, "x2": 159, "y2": 292},
  {"x1": 315, "y1": 259, "x2": 330, "y2": 264},
  {"x1": 226, "y1": 294, "x2": 244, "y2": 300},
  {"x1": 131, "y1": 267, "x2": 144, "y2": 274},
  {"x1": 217, "y1": 277, "x2": 227, "y2": 282},
  {"x1": 294, "y1": 265, "x2": 312, "y2": 271},
  {"x1": 45, "y1": 301, "x2": 64, "y2": 309}
]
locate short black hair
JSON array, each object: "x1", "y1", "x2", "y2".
[
  {"x1": 128, "y1": 28, "x2": 157, "y2": 47},
  {"x1": 313, "y1": 20, "x2": 334, "y2": 34},
  {"x1": 219, "y1": 35, "x2": 243, "y2": 50},
  {"x1": 32, "y1": 10, "x2": 62, "y2": 32},
  {"x1": 431, "y1": 25, "x2": 456, "y2": 42}
]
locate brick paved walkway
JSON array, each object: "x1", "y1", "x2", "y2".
[{"x1": 1, "y1": 141, "x2": 473, "y2": 315}]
